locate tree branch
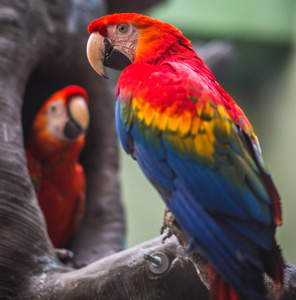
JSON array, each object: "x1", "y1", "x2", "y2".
[{"x1": 32, "y1": 236, "x2": 207, "y2": 300}]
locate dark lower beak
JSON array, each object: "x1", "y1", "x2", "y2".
[
  {"x1": 64, "y1": 118, "x2": 84, "y2": 139},
  {"x1": 103, "y1": 38, "x2": 132, "y2": 71}
]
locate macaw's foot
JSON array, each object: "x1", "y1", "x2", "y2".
[
  {"x1": 161, "y1": 207, "x2": 174, "y2": 240},
  {"x1": 161, "y1": 206, "x2": 190, "y2": 248},
  {"x1": 161, "y1": 207, "x2": 175, "y2": 229},
  {"x1": 161, "y1": 207, "x2": 183, "y2": 243},
  {"x1": 161, "y1": 228, "x2": 174, "y2": 243}
]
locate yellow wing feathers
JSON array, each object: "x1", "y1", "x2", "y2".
[{"x1": 128, "y1": 96, "x2": 241, "y2": 166}]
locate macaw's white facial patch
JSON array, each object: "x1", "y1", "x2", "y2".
[{"x1": 46, "y1": 99, "x2": 69, "y2": 141}]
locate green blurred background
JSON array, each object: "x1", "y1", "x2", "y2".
[{"x1": 119, "y1": 0, "x2": 296, "y2": 264}]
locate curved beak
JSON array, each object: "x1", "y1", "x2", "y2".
[
  {"x1": 87, "y1": 32, "x2": 132, "y2": 78},
  {"x1": 87, "y1": 32, "x2": 109, "y2": 79},
  {"x1": 64, "y1": 96, "x2": 89, "y2": 139}
]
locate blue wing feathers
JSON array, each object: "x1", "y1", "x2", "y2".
[
  {"x1": 168, "y1": 152, "x2": 273, "y2": 248},
  {"x1": 169, "y1": 184, "x2": 266, "y2": 300},
  {"x1": 115, "y1": 99, "x2": 134, "y2": 154},
  {"x1": 167, "y1": 150, "x2": 271, "y2": 224},
  {"x1": 134, "y1": 142, "x2": 174, "y2": 193},
  {"x1": 116, "y1": 96, "x2": 273, "y2": 298}
]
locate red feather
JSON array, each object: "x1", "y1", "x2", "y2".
[{"x1": 207, "y1": 263, "x2": 241, "y2": 300}]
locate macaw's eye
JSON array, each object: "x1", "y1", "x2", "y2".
[
  {"x1": 117, "y1": 23, "x2": 129, "y2": 33},
  {"x1": 50, "y1": 105, "x2": 57, "y2": 112}
]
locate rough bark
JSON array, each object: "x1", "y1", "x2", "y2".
[
  {"x1": 32, "y1": 236, "x2": 208, "y2": 300},
  {"x1": 18, "y1": 0, "x2": 123, "y2": 266},
  {"x1": 0, "y1": 0, "x2": 295, "y2": 299}
]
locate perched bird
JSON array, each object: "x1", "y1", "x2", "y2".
[
  {"x1": 86, "y1": 13, "x2": 284, "y2": 300},
  {"x1": 26, "y1": 86, "x2": 89, "y2": 248}
]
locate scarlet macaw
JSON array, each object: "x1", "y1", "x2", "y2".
[
  {"x1": 26, "y1": 86, "x2": 89, "y2": 247},
  {"x1": 86, "y1": 13, "x2": 284, "y2": 300}
]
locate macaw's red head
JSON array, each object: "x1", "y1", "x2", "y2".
[
  {"x1": 87, "y1": 13, "x2": 193, "y2": 78},
  {"x1": 27, "y1": 86, "x2": 90, "y2": 159}
]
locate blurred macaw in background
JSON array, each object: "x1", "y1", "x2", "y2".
[
  {"x1": 26, "y1": 86, "x2": 89, "y2": 248},
  {"x1": 86, "y1": 13, "x2": 284, "y2": 300}
]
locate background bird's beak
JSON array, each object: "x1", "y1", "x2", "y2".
[
  {"x1": 64, "y1": 96, "x2": 89, "y2": 139},
  {"x1": 87, "y1": 32, "x2": 132, "y2": 78}
]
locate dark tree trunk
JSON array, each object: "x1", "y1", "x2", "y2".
[{"x1": 0, "y1": 0, "x2": 295, "y2": 299}]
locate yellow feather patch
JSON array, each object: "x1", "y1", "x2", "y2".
[
  {"x1": 216, "y1": 105, "x2": 230, "y2": 121},
  {"x1": 213, "y1": 114, "x2": 231, "y2": 143},
  {"x1": 132, "y1": 97, "x2": 139, "y2": 111},
  {"x1": 137, "y1": 101, "x2": 148, "y2": 122},
  {"x1": 144, "y1": 103, "x2": 155, "y2": 126},
  {"x1": 152, "y1": 111, "x2": 161, "y2": 133},
  {"x1": 191, "y1": 117, "x2": 201, "y2": 136},
  {"x1": 167, "y1": 115, "x2": 182, "y2": 132},
  {"x1": 179, "y1": 112, "x2": 192, "y2": 137},
  {"x1": 197, "y1": 100, "x2": 215, "y2": 121},
  {"x1": 131, "y1": 97, "x2": 239, "y2": 167},
  {"x1": 158, "y1": 113, "x2": 169, "y2": 131},
  {"x1": 194, "y1": 128, "x2": 215, "y2": 165}
]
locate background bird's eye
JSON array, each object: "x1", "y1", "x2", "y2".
[
  {"x1": 117, "y1": 24, "x2": 128, "y2": 33},
  {"x1": 50, "y1": 105, "x2": 57, "y2": 112}
]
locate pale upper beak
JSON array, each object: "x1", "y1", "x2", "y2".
[
  {"x1": 87, "y1": 32, "x2": 108, "y2": 79},
  {"x1": 64, "y1": 96, "x2": 89, "y2": 139}
]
